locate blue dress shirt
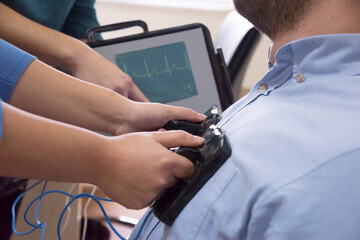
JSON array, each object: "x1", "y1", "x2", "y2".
[{"x1": 130, "y1": 34, "x2": 360, "y2": 240}]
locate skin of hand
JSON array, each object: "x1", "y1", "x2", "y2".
[
  {"x1": 0, "y1": 3, "x2": 147, "y2": 101},
  {"x1": 113, "y1": 101, "x2": 207, "y2": 135},
  {"x1": 2, "y1": 59, "x2": 206, "y2": 207},
  {"x1": 0, "y1": 103, "x2": 204, "y2": 209},
  {"x1": 96, "y1": 131, "x2": 205, "y2": 209},
  {"x1": 70, "y1": 46, "x2": 148, "y2": 102},
  {"x1": 10, "y1": 60, "x2": 206, "y2": 136},
  {"x1": 0, "y1": 1, "x2": 207, "y2": 209}
]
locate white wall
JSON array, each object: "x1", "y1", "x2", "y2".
[
  {"x1": 95, "y1": 1, "x2": 230, "y2": 39},
  {"x1": 95, "y1": 1, "x2": 271, "y2": 101}
]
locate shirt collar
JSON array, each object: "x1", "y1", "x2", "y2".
[
  {"x1": 221, "y1": 33, "x2": 360, "y2": 124},
  {"x1": 271, "y1": 34, "x2": 360, "y2": 77}
]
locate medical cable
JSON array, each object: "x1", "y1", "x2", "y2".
[
  {"x1": 13, "y1": 182, "x2": 153, "y2": 240},
  {"x1": 11, "y1": 180, "x2": 45, "y2": 237},
  {"x1": 60, "y1": 183, "x2": 78, "y2": 237},
  {"x1": 34, "y1": 181, "x2": 47, "y2": 226},
  {"x1": 81, "y1": 185, "x2": 97, "y2": 240}
]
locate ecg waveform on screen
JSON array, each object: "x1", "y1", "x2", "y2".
[
  {"x1": 122, "y1": 53, "x2": 191, "y2": 80},
  {"x1": 114, "y1": 42, "x2": 198, "y2": 103}
]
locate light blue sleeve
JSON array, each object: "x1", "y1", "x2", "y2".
[
  {"x1": 0, "y1": 101, "x2": 3, "y2": 140},
  {"x1": 0, "y1": 39, "x2": 36, "y2": 103},
  {"x1": 0, "y1": 39, "x2": 36, "y2": 141}
]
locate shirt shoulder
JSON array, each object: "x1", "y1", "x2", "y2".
[{"x1": 248, "y1": 149, "x2": 360, "y2": 240}]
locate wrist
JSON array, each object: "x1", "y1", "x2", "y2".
[
  {"x1": 85, "y1": 134, "x2": 110, "y2": 185},
  {"x1": 89, "y1": 135, "x2": 127, "y2": 195},
  {"x1": 91, "y1": 90, "x2": 134, "y2": 135},
  {"x1": 60, "y1": 38, "x2": 92, "y2": 74}
]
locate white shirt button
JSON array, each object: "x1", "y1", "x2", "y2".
[
  {"x1": 295, "y1": 73, "x2": 305, "y2": 83},
  {"x1": 258, "y1": 84, "x2": 268, "y2": 93}
]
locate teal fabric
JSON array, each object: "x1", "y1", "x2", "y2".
[{"x1": 1, "y1": 0, "x2": 100, "y2": 39}]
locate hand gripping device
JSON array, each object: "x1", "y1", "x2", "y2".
[{"x1": 152, "y1": 106, "x2": 232, "y2": 225}]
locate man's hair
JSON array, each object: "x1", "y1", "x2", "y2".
[{"x1": 234, "y1": 0, "x2": 317, "y2": 38}]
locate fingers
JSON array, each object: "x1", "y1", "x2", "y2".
[
  {"x1": 129, "y1": 84, "x2": 149, "y2": 102},
  {"x1": 166, "y1": 106, "x2": 206, "y2": 123},
  {"x1": 167, "y1": 151, "x2": 195, "y2": 180},
  {"x1": 151, "y1": 130, "x2": 204, "y2": 148}
]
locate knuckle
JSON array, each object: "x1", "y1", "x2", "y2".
[
  {"x1": 155, "y1": 177, "x2": 168, "y2": 188},
  {"x1": 156, "y1": 176, "x2": 176, "y2": 191},
  {"x1": 175, "y1": 130, "x2": 190, "y2": 139},
  {"x1": 115, "y1": 75, "x2": 133, "y2": 90},
  {"x1": 122, "y1": 75, "x2": 133, "y2": 85},
  {"x1": 158, "y1": 155, "x2": 174, "y2": 170}
]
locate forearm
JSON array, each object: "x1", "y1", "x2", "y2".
[
  {"x1": 0, "y1": 102, "x2": 204, "y2": 208},
  {"x1": 0, "y1": 2, "x2": 91, "y2": 72},
  {"x1": 9, "y1": 59, "x2": 129, "y2": 135},
  {"x1": 0, "y1": 102, "x2": 105, "y2": 184}
]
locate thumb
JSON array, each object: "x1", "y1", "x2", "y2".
[
  {"x1": 165, "y1": 106, "x2": 207, "y2": 123},
  {"x1": 151, "y1": 130, "x2": 204, "y2": 148},
  {"x1": 129, "y1": 84, "x2": 149, "y2": 102}
]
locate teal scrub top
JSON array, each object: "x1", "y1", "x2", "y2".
[{"x1": 1, "y1": 0, "x2": 100, "y2": 39}]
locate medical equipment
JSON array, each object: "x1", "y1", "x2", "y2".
[{"x1": 152, "y1": 106, "x2": 232, "y2": 225}]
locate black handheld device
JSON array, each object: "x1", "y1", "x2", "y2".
[
  {"x1": 163, "y1": 105, "x2": 220, "y2": 135},
  {"x1": 152, "y1": 106, "x2": 232, "y2": 225}
]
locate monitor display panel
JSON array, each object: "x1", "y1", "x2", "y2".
[{"x1": 92, "y1": 27, "x2": 222, "y2": 113}]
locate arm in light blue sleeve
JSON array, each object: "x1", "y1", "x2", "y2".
[
  {"x1": 0, "y1": 39, "x2": 35, "y2": 141},
  {"x1": 0, "y1": 39, "x2": 36, "y2": 103},
  {"x1": 0, "y1": 101, "x2": 3, "y2": 140}
]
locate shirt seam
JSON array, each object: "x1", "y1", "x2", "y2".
[{"x1": 219, "y1": 70, "x2": 293, "y2": 129}]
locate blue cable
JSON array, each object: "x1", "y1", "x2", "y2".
[
  {"x1": 34, "y1": 181, "x2": 47, "y2": 225},
  {"x1": 20, "y1": 190, "x2": 122, "y2": 239},
  {"x1": 133, "y1": 208, "x2": 154, "y2": 240},
  {"x1": 35, "y1": 181, "x2": 47, "y2": 240},
  {"x1": 11, "y1": 180, "x2": 44, "y2": 236},
  {"x1": 57, "y1": 192, "x2": 126, "y2": 240},
  {"x1": 57, "y1": 193, "x2": 153, "y2": 240},
  {"x1": 13, "y1": 183, "x2": 154, "y2": 240}
]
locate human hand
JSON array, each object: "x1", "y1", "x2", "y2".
[
  {"x1": 71, "y1": 48, "x2": 148, "y2": 102},
  {"x1": 94, "y1": 131, "x2": 204, "y2": 209},
  {"x1": 112, "y1": 101, "x2": 207, "y2": 135}
]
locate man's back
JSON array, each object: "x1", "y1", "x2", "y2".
[{"x1": 130, "y1": 34, "x2": 360, "y2": 240}]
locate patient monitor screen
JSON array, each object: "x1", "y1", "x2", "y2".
[
  {"x1": 93, "y1": 28, "x2": 221, "y2": 113},
  {"x1": 114, "y1": 42, "x2": 198, "y2": 103}
]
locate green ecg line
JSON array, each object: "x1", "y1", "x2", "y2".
[
  {"x1": 114, "y1": 41, "x2": 198, "y2": 103},
  {"x1": 124, "y1": 52, "x2": 191, "y2": 79}
]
